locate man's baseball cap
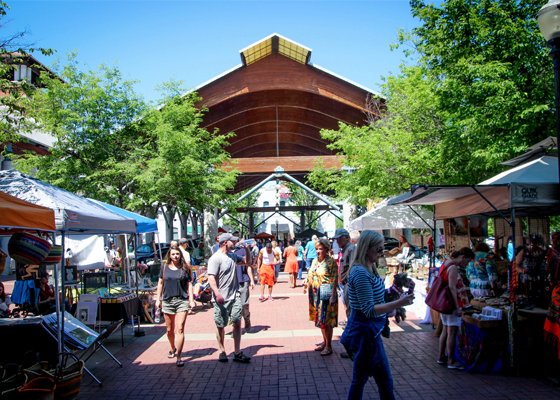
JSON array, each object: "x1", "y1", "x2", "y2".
[
  {"x1": 334, "y1": 228, "x2": 350, "y2": 239},
  {"x1": 218, "y1": 233, "x2": 238, "y2": 245}
]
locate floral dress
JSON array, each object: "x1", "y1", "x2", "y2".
[
  {"x1": 466, "y1": 251, "x2": 497, "y2": 298},
  {"x1": 308, "y1": 256, "x2": 338, "y2": 328}
]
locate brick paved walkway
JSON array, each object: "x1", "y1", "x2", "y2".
[{"x1": 3, "y1": 273, "x2": 560, "y2": 399}]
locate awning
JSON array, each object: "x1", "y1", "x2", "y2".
[
  {"x1": 0, "y1": 170, "x2": 136, "y2": 234},
  {"x1": 350, "y1": 198, "x2": 437, "y2": 231},
  {"x1": 0, "y1": 191, "x2": 56, "y2": 231},
  {"x1": 89, "y1": 199, "x2": 158, "y2": 234},
  {"x1": 388, "y1": 156, "x2": 559, "y2": 219}
]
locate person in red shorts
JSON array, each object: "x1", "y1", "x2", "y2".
[{"x1": 256, "y1": 241, "x2": 279, "y2": 301}]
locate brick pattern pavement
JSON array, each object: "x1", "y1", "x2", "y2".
[{"x1": 3, "y1": 273, "x2": 560, "y2": 399}]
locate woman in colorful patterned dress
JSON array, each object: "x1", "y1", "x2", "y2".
[
  {"x1": 466, "y1": 242, "x2": 497, "y2": 298},
  {"x1": 304, "y1": 237, "x2": 338, "y2": 356}
]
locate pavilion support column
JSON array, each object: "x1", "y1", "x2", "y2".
[
  {"x1": 248, "y1": 212, "x2": 255, "y2": 237},
  {"x1": 300, "y1": 210, "x2": 306, "y2": 233},
  {"x1": 204, "y1": 208, "x2": 219, "y2": 253},
  {"x1": 191, "y1": 212, "x2": 199, "y2": 240}
]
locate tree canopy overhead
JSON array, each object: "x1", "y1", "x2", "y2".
[
  {"x1": 17, "y1": 56, "x2": 238, "y2": 216},
  {"x1": 309, "y1": 0, "x2": 555, "y2": 206}
]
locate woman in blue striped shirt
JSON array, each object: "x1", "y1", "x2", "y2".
[{"x1": 341, "y1": 230, "x2": 414, "y2": 400}]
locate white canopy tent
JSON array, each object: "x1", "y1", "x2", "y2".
[
  {"x1": 0, "y1": 170, "x2": 137, "y2": 363},
  {"x1": 349, "y1": 198, "x2": 441, "y2": 231},
  {"x1": 0, "y1": 170, "x2": 136, "y2": 233},
  {"x1": 389, "y1": 156, "x2": 559, "y2": 219}
]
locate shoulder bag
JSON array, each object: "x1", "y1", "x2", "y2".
[
  {"x1": 319, "y1": 283, "x2": 333, "y2": 301},
  {"x1": 425, "y1": 264, "x2": 455, "y2": 314}
]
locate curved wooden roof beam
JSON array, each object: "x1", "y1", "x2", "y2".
[{"x1": 192, "y1": 34, "x2": 383, "y2": 193}]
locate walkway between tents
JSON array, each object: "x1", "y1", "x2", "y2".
[{"x1": 60, "y1": 274, "x2": 560, "y2": 399}]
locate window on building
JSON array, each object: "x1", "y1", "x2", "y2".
[{"x1": 263, "y1": 201, "x2": 269, "y2": 207}]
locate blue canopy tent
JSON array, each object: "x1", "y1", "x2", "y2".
[{"x1": 88, "y1": 199, "x2": 157, "y2": 234}]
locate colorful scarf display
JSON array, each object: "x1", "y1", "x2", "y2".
[{"x1": 544, "y1": 247, "x2": 560, "y2": 360}]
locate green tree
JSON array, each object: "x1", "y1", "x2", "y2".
[
  {"x1": 0, "y1": 1, "x2": 53, "y2": 146},
  {"x1": 17, "y1": 54, "x2": 146, "y2": 209},
  {"x1": 310, "y1": 0, "x2": 554, "y2": 203},
  {"x1": 19, "y1": 60, "x2": 238, "y2": 224},
  {"x1": 132, "y1": 87, "x2": 238, "y2": 220},
  {"x1": 406, "y1": 0, "x2": 553, "y2": 181},
  {"x1": 309, "y1": 66, "x2": 446, "y2": 205}
]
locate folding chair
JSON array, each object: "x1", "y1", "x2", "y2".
[{"x1": 41, "y1": 313, "x2": 123, "y2": 386}]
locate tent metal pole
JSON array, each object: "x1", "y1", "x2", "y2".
[
  {"x1": 471, "y1": 186, "x2": 512, "y2": 226},
  {"x1": 54, "y1": 233, "x2": 66, "y2": 369}
]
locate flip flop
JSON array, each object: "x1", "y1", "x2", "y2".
[
  {"x1": 314, "y1": 343, "x2": 326, "y2": 352},
  {"x1": 168, "y1": 349, "x2": 177, "y2": 359},
  {"x1": 176, "y1": 359, "x2": 184, "y2": 367}
]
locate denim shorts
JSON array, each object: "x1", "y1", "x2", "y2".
[
  {"x1": 213, "y1": 292, "x2": 242, "y2": 328},
  {"x1": 162, "y1": 296, "x2": 189, "y2": 315},
  {"x1": 441, "y1": 313, "x2": 462, "y2": 327}
]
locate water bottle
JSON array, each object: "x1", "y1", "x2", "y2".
[{"x1": 154, "y1": 307, "x2": 162, "y2": 324}]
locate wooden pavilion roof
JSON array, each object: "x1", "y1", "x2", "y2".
[{"x1": 195, "y1": 33, "x2": 384, "y2": 193}]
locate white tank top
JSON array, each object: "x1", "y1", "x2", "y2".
[{"x1": 261, "y1": 249, "x2": 276, "y2": 265}]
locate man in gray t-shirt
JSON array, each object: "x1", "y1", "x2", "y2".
[{"x1": 207, "y1": 233, "x2": 251, "y2": 363}]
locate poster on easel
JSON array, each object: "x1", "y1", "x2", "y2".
[{"x1": 43, "y1": 312, "x2": 98, "y2": 350}]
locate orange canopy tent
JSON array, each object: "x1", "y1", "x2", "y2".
[{"x1": 0, "y1": 191, "x2": 56, "y2": 231}]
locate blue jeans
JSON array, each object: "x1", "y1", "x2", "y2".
[
  {"x1": 296, "y1": 260, "x2": 305, "y2": 280},
  {"x1": 299, "y1": 258, "x2": 314, "y2": 280},
  {"x1": 348, "y1": 333, "x2": 394, "y2": 400},
  {"x1": 274, "y1": 264, "x2": 281, "y2": 280}
]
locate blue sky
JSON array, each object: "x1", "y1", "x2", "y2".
[{"x1": 6, "y1": 0, "x2": 422, "y2": 104}]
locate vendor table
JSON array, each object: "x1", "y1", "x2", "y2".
[
  {"x1": 98, "y1": 294, "x2": 140, "y2": 323},
  {"x1": 97, "y1": 294, "x2": 141, "y2": 345},
  {"x1": 456, "y1": 316, "x2": 508, "y2": 373},
  {"x1": 0, "y1": 317, "x2": 58, "y2": 366}
]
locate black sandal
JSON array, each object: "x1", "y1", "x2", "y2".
[
  {"x1": 233, "y1": 352, "x2": 251, "y2": 363},
  {"x1": 168, "y1": 349, "x2": 177, "y2": 358},
  {"x1": 176, "y1": 358, "x2": 184, "y2": 367}
]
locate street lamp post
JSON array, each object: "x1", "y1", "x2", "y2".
[{"x1": 538, "y1": 0, "x2": 560, "y2": 185}]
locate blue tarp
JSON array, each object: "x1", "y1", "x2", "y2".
[{"x1": 89, "y1": 199, "x2": 158, "y2": 234}]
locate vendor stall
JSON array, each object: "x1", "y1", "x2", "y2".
[
  {"x1": 88, "y1": 198, "x2": 160, "y2": 324},
  {"x1": 0, "y1": 170, "x2": 137, "y2": 365},
  {"x1": 389, "y1": 154, "x2": 560, "y2": 376}
]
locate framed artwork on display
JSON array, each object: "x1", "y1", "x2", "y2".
[
  {"x1": 65, "y1": 265, "x2": 78, "y2": 284},
  {"x1": 76, "y1": 301, "x2": 98, "y2": 325}
]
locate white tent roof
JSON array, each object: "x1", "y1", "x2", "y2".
[
  {"x1": 389, "y1": 156, "x2": 559, "y2": 219},
  {"x1": 349, "y1": 198, "x2": 439, "y2": 231},
  {"x1": 0, "y1": 170, "x2": 136, "y2": 234},
  {"x1": 480, "y1": 155, "x2": 558, "y2": 185}
]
